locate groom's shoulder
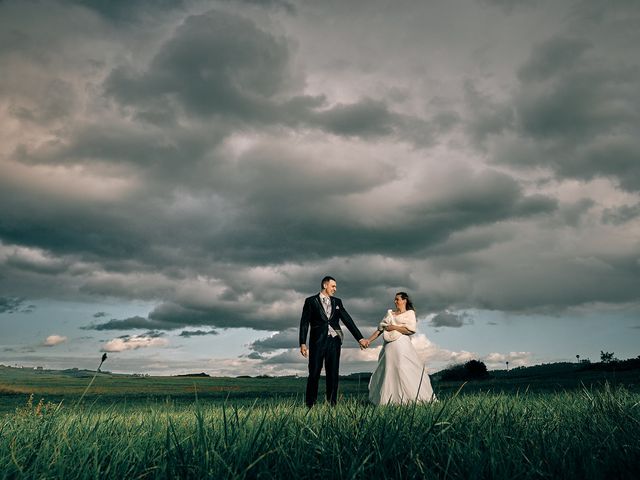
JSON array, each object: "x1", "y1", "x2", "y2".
[{"x1": 304, "y1": 294, "x2": 318, "y2": 303}]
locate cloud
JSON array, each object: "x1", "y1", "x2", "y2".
[
  {"x1": 516, "y1": 37, "x2": 593, "y2": 83},
  {"x1": 67, "y1": 0, "x2": 187, "y2": 24},
  {"x1": 87, "y1": 316, "x2": 162, "y2": 331},
  {"x1": 43, "y1": 335, "x2": 67, "y2": 347},
  {"x1": 93, "y1": 311, "x2": 108, "y2": 318},
  {"x1": 429, "y1": 311, "x2": 473, "y2": 328},
  {"x1": 102, "y1": 9, "x2": 428, "y2": 144},
  {"x1": 482, "y1": 351, "x2": 532, "y2": 369},
  {"x1": 5, "y1": 245, "x2": 70, "y2": 274},
  {"x1": 220, "y1": 0, "x2": 297, "y2": 15},
  {"x1": 102, "y1": 334, "x2": 169, "y2": 352},
  {"x1": 491, "y1": 31, "x2": 640, "y2": 191},
  {"x1": 104, "y1": 10, "x2": 294, "y2": 121},
  {"x1": 0, "y1": 0, "x2": 639, "y2": 364},
  {"x1": 602, "y1": 203, "x2": 640, "y2": 225},
  {"x1": 0, "y1": 297, "x2": 31, "y2": 314},
  {"x1": 249, "y1": 329, "x2": 298, "y2": 352},
  {"x1": 179, "y1": 329, "x2": 219, "y2": 337},
  {"x1": 477, "y1": 0, "x2": 541, "y2": 14},
  {"x1": 464, "y1": 80, "x2": 514, "y2": 146}
]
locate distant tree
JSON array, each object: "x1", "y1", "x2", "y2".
[
  {"x1": 440, "y1": 359, "x2": 490, "y2": 381},
  {"x1": 440, "y1": 364, "x2": 466, "y2": 381},
  {"x1": 505, "y1": 361, "x2": 509, "y2": 371},
  {"x1": 600, "y1": 351, "x2": 615, "y2": 363},
  {"x1": 465, "y1": 360, "x2": 489, "y2": 378},
  {"x1": 576, "y1": 354, "x2": 580, "y2": 363}
]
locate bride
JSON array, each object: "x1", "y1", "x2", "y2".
[{"x1": 366, "y1": 292, "x2": 436, "y2": 404}]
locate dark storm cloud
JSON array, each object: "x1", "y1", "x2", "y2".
[
  {"x1": 477, "y1": 0, "x2": 541, "y2": 14},
  {"x1": 516, "y1": 37, "x2": 593, "y2": 83},
  {"x1": 491, "y1": 28, "x2": 640, "y2": 191},
  {"x1": 179, "y1": 329, "x2": 219, "y2": 337},
  {"x1": 86, "y1": 316, "x2": 163, "y2": 331},
  {"x1": 0, "y1": 200, "x2": 151, "y2": 263},
  {"x1": 469, "y1": 250, "x2": 640, "y2": 313},
  {"x1": 464, "y1": 80, "x2": 514, "y2": 146},
  {"x1": 602, "y1": 203, "x2": 640, "y2": 225},
  {"x1": 219, "y1": 0, "x2": 296, "y2": 15},
  {"x1": 86, "y1": 300, "x2": 277, "y2": 332},
  {"x1": 315, "y1": 98, "x2": 395, "y2": 137},
  {"x1": 5, "y1": 248, "x2": 70, "y2": 275},
  {"x1": 405, "y1": 171, "x2": 557, "y2": 247},
  {"x1": 8, "y1": 79, "x2": 76, "y2": 126},
  {"x1": 249, "y1": 329, "x2": 297, "y2": 353},
  {"x1": 93, "y1": 312, "x2": 108, "y2": 318},
  {"x1": 429, "y1": 311, "x2": 472, "y2": 328},
  {"x1": 105, "y1": 10, "x2": 293, "y2": 120},
  {"x1": 199, "y1": 164, "x2": 557, "y2": 264},
  {"x1": 261, "y1": 349, "x2": 306, "y2": 365},
  {"x1": 2, "y1": 0, "x2": 639, "y2": 343},
  {"x1": 0, "y1": 297, "x2": 32, "y2": 314},
  {"x1": 559, "y1": 199, "x2": 595, "y2": 227},
  {"x1": 69, "y1": 0, "x2": 186, "y2": 23},
  {"x1": 104, "y1": 9, "x2": 429, "y2": 142},
  {"x1": 141, "y1": 330, "x2": 166, "y2": 338}
]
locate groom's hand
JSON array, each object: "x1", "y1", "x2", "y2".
[
  {"x1": 359, "y1": 339, "x2": 369, "y2": 349},
  {"x1": 300, "y1": 344, "x2": 308, "y2": 358}
]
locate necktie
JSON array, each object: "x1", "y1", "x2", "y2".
[
  {"x1": 322, "y1": 296, "x2": 331, "y2": 318},
  {"x1": 322, "y1": 297, "x2": 338, "y2": 338}
]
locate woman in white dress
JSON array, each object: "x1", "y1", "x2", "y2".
[{"x1": 366, "y1": 292, "x2": 436, "y2": 405}]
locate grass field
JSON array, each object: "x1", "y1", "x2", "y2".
[
  {"x1": 1, "y1": 361, "x2": 638, "y2": 414},
  {"x1": 2, "y1": 385, "x2": 639, "y2": 479},
  {"x1": 2, "y1": 364, "x2": 640, "y2": 479}
]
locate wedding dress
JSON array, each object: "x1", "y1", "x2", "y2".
[{"x1": 368, "y1": 309, "x2": 436, "y2": 405}]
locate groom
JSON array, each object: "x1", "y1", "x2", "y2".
[{"x1": 299, "y1": 276, "x2": 368, "y2": 407}]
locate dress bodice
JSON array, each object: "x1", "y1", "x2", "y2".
[{"x1": 381, "y1": 310, "x2": 416, "y2": 342}]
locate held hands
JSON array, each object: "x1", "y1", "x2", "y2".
[{"x1": 302, "y1": 340, "x2": 369, "y2": 355}]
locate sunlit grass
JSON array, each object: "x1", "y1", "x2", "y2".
[{"x1": 2, "y1": 385, "x2": 639, "y2": 479}]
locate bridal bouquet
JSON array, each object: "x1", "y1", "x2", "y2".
[{"x1": 379, "y1": 309, "x2": 402, "y2": 342}]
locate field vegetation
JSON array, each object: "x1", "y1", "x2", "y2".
[
  {"x1": 2, "y1": 386, "x2": 639, "y2": 479},
  {"x1": 1, "y1": 362, "x2": 639, "y2": 478}
]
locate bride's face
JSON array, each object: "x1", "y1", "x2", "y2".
[{"x1": 394, "y1": 295, "x2": 406, "y2": 310}]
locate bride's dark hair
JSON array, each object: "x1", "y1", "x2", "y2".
[{"x1": 396, "y1": 291, "x2": 415, "y2": 312}]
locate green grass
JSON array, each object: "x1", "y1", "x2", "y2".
[
  {"x1": 0, "y1": 366, "x2": 375, "y2": 413},
  {"x1": 2, "y1": 385, "x2": 639, "y2": 479}
]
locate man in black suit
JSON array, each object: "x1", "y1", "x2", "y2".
[{"x1": 299, "y1": 276, "x2": 369, "y2": 407}]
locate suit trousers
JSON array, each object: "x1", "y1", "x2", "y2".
[{"x1": 306, "y1": 335, "x2": 341, "y2": 407}]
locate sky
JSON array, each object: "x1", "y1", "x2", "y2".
[{"x1": 1, "y1": 0, "x2": 639, "y2": 376}]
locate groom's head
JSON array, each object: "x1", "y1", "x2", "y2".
[{"x1": 321, "y1": 276, "x2": 337, "y2": 296}]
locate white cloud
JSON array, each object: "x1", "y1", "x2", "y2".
[
  {"x1": 102, "y1": 335, "x2": 169, "y2": 352},
  {"x1": 43, "y1": 334, "x2": 67, "y2": 346},
  {"x1": 482, "y1": 351, "x2": 532, "y2": 369}
]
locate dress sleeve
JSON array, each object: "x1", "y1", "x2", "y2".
[{"x1": 404, "y1": 310, "x2": 417, "y2": 333}]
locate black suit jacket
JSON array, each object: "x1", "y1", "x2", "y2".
[{"x1": 299, "y1": 294, "x2": 363, "y2": 348}]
